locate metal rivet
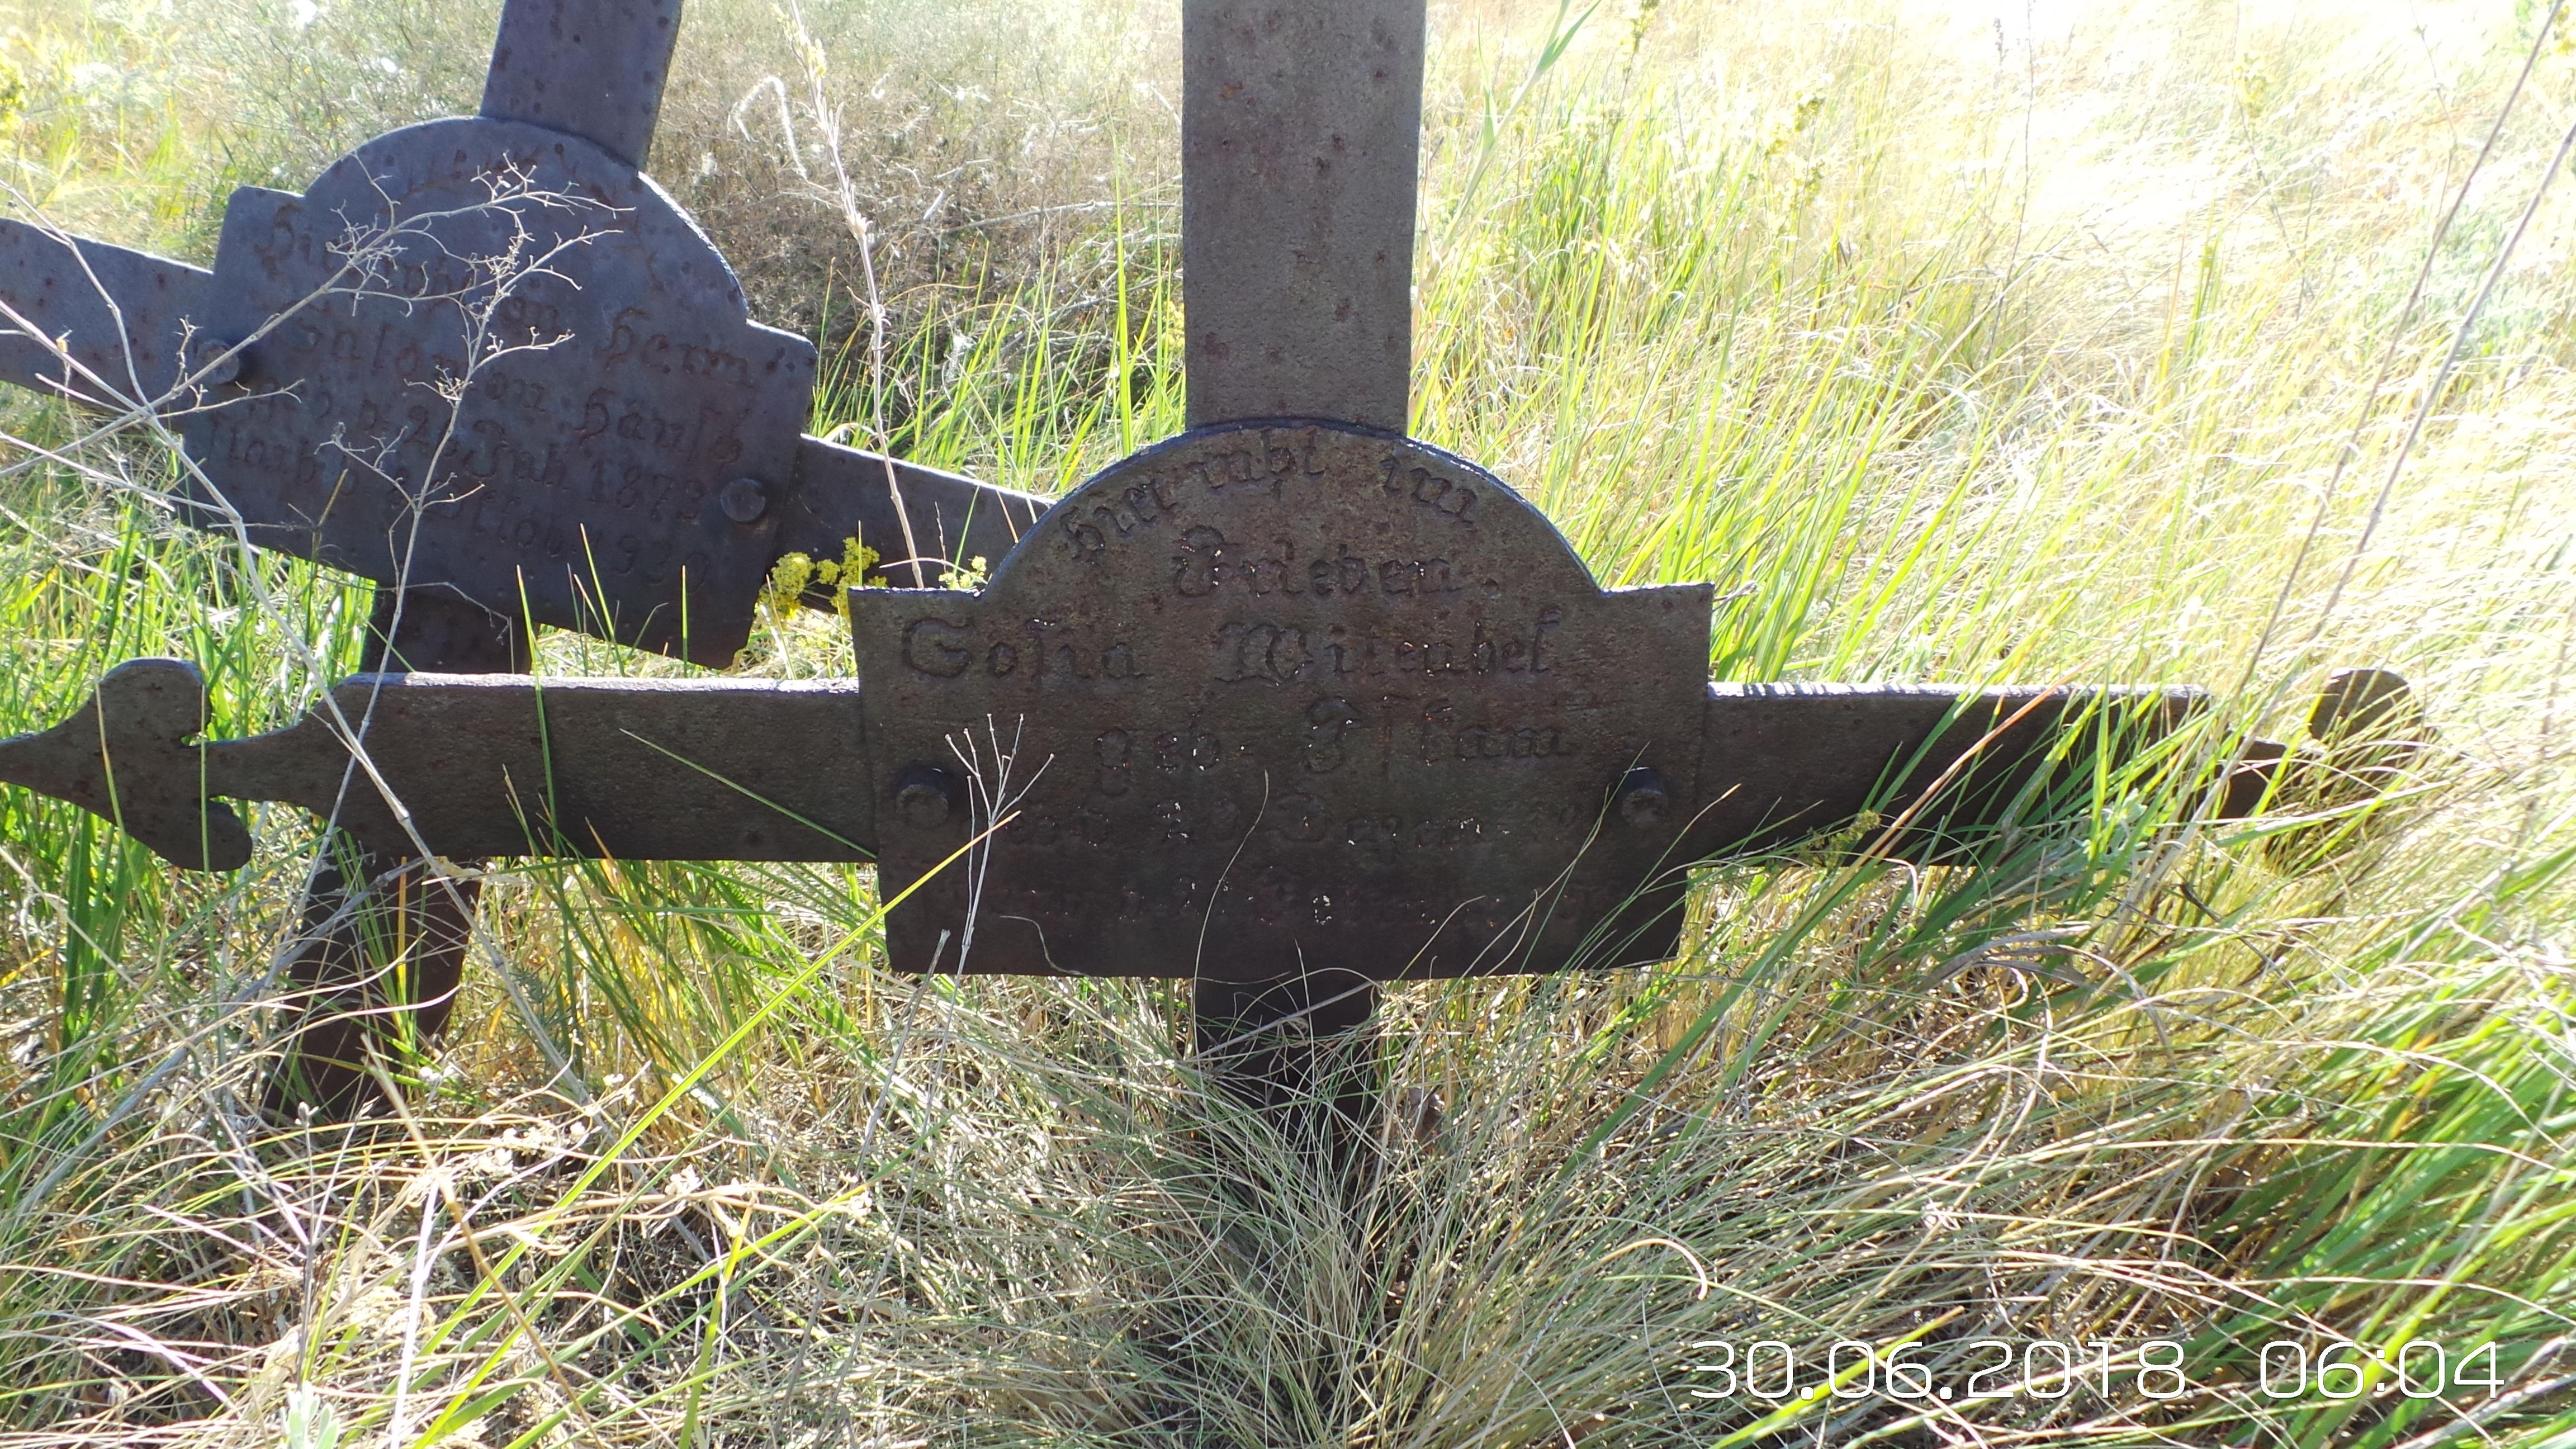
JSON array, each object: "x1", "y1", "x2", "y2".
[
  {"x1": 1614, "y1": 766, "x2": 1669, "y2": 827},
  {"x1": 193, "y1": 340, "x2": 243, "y2": 388},
  {"x1": 718, "y1": 476, "x2": 769, "y2": 523},
  {"x1": 896, "y1": 763, "x2": 958, "y2": 828}
]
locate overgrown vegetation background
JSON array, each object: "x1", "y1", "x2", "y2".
[{"x1": 0, "y1": 0, "x2": 2570, "y2": 1445}]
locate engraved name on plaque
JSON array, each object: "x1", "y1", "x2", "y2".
[{"x1": 851, "y1": 422, "x2": 1713, "y2": 979}]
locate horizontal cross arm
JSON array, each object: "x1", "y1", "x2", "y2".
[
  {"x1": 4, "y1": 661, "x2": 2315, "y2": 886},
  {"x1": 0, "y1": 221, "x2": 215, "y2": 410},
  {"x1": 0, "y1": 660, "x2": 873, "y2": 870},
  {"x1": 782, "y1": 435, "x2": 1049, "y2": 590},
  {"x1": 1687, "y1": 681, "x2": 2272, "y2": 865}
]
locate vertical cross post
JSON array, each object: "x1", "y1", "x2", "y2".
[
  {"x1": 480, "y1": 0, "x2": 685, "y2": 169},
  {"x1": 1183, "y1": 0, "x2": 1423, "y2": 433},
  {"x1": 267, "y1": 0, "x2": 684, "y2": 1117},
  {"x1": 264, "y1": 590, "x2": 525, "y2": 1118},
  {"x1": 1180, "y1": 0, "x2": 1426, "y2": 1164}
]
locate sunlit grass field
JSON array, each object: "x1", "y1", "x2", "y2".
[{"x1": 0, "y1": 0, "x2": 2570, "y2": 1444}]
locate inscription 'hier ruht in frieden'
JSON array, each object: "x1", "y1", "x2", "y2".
[{"x1": 851, "y1": 422, "x2": 1715, "y2": 981}]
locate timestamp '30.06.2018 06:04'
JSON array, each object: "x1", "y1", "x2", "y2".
[{"x1": 1675, "y1": 1337, "x2": 2525, "y2": 1407}]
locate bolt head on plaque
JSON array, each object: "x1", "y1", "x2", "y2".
[
  {"x1": 895, "y1": 762, "x2": 960, "y2": 829},
  {"x1": 718, "y1": 476, "x2": 770, "y2": 523},
  {"x1": 849, "y1": 420, "x2": 1714, "y2": 982},
  {"x1": 1615, "y1": 765, "x2": 1670, "y2": 827},
  {"x1": 187, "y1": 335, "x2": 244, "y2": 389}
]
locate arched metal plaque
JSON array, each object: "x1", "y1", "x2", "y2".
[
  {"x1": 183, "y1": 118, "x2": 816, "y2": 665},
  {"x1": 850, "y1": 421, "x2": 1713, "y2": 979}
]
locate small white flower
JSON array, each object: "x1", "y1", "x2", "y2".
[
  {"x1": 370, "y1": 55, "x2": 400, "y2": 77},
  {"x1": 288, "y1": 0, "x2": 321, "y2": 30}
]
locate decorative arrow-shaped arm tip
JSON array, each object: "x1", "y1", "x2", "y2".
[
  {"x1": 2221, "y1": 667, "x2": 2427, "y2": 818},
  {"x1": 0, "y1": 659, "x2": 253, "y2": 870},
  {"x1": 1, "y1": 662, "x2": 878, "y2": 873}
]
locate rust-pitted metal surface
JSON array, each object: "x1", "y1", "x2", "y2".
[
  {"x1": 269, "y1": 589, "x2": 525, "y2": 1120},
  {"x1": 0, "y1": 660, "x2": 872, "y2": 868},
  {"x1": 181, "y1": 120, "x2": 816, "y2": 666},
  {"x1": 0, "y1": 650, "x2": 2369, "y2": 971},
  {"x1": 1183, "y1": 0, "x2": 1424, "y2": 431},
  {"x1": 280, "y1": 670, "x2": 873, "y2": 860},
  {"x1": 850, "y1": 421, "x2": 1713, "y2": 979},
  {"x1": 0, "y1": 660, "x2": 256, "y2": 872},
  {"x1": 785, "y1": 434, "x2": 1046, "y2": 588},
  {"x1": 0, "y1": 226, "x2": 212, "y2": 408},
  {"x1": 1689, "y1": 683, "x2": 2204, "y2": 863},
  {"x1": 480, "y1": 0, "x2": 683, "y2": 169}
]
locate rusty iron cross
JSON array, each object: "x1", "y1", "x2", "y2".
[
  {"x1": 0, "y1": 0, "x2": 1045, "y2": 660},
  {"x1": 0, "y1": 0, "x2": 2403, "y2": 1112}
]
